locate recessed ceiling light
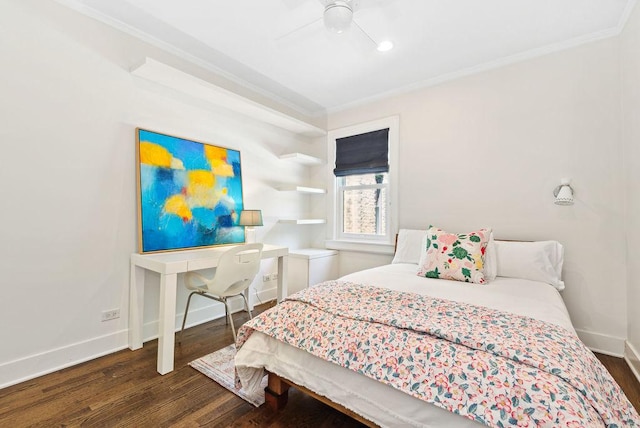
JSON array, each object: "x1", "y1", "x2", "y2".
[{"x1": 377, "y1": 40, "x2": 394, "y2": 52}]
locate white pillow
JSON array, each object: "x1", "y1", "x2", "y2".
[
  {"x1": 483, "y1": 233, "x2": 497, "y2": 281},
  {"x1": 392, "y1": 229, "x2": 427, "y2": 264},
  {"x1": 495, "y1": 240, "x2": 565, "y2": 290}
]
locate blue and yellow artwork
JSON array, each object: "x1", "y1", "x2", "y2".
[{"x1": 136, "y1": 129, "x2": 245, "y2": 253}]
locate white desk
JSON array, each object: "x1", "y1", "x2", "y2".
[{"x1": 129, "y1": 244, "x2": 288, "y2": 375}]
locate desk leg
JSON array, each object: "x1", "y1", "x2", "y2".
[
  {"x1": 277, "y1": 255, "x2": 288, "y2": 303},
  {"x1": 129, "y1": 263, "x2": 145, "y2": 350},
  {"x1": 157, "y1": 273, "x2": 177, "y2": 375}
]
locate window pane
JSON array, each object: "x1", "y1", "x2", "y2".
[
  {"x1": 344, "y1": 173, "x2": 388, "y2": 186},
  {"x1": 342, "y1": 187, "x2": 387, "y2": 235}
]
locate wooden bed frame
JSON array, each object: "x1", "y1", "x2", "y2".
[{"x1": 264, "y1": 371, "x2": 378, "y2": 427}]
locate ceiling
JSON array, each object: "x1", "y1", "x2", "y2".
[{"x1": 58, "y1": 0, "x2": 635, "y2": 116}]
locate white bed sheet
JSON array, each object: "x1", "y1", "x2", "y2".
[{"x1": 235, "y1": 263, "x2": 575, "y2": 427}]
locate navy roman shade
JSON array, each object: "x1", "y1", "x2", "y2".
[{"x1": 333, "y1": 128, "x2": 389, "y2": 177}]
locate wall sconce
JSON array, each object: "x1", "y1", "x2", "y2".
[
  {"x1": 239, "y1": 210, "x2": 263, "y2": 243},
  {"x1": 553, "y1": 178, "x2": 574, "y2": 206}
]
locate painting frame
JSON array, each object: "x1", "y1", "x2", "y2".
[{"x1": 135, "y1": 128, "x2": 245, "y2": 253}]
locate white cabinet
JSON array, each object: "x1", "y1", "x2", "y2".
[{"x1": 288, "y1": 249, "x2": 339, "y2": 294}]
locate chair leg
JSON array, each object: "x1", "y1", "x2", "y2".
[
  {"x1": 241, "y1": 293, "x2": 253, "y2": 319},
  {"x1": 179, "y1": 291, "x2": 198, "y2": 344},
  {"x1": 224, "y1": 298, "x2": 236, "y2": 340}
]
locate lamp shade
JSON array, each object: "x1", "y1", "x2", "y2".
[
  {"x1": 554, "y1": 179, "x2": 575, "y2": 206},
  {"x1": 324, "y1": 1, "x2": 353, "y2": 33},
  {"x1": 554, "y1": 185, "x2": 574, "y2": 205},
  {"x1": 239, "y1": 210, "x2": 263, "y2": 227}
]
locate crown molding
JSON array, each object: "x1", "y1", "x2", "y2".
[
  {"x1": 52, "y1": 0, "x2": 325, "y2": 118},
  {"x1": 327, "y1": 25, "x2": 625, "y2": 115},
  {"x1": 53, "y1": 0, "x2": 636, "y2": 119}
]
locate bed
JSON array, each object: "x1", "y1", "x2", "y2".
[{"x1": 235, "y1": 229, "x2": 639, "y2": 427}]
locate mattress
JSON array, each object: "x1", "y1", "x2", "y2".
[{"x1": 235, "y1": 263, "x2": 576, "y2": 427}]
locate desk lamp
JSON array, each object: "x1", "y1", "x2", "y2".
[{"x1": 239, "y1": 209, "x2": 263, "y2": 243}]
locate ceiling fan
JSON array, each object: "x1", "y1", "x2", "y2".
[
  {"x1": 323, "y1": 0, "x2": 356, "y2": 33},
  {"x1": 279, "y1": 0, "x2": 394, "y2": 52}
]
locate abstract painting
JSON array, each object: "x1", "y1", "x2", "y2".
[{"x1": 136, "y1": 128, "x2": 245, "y2": 253}]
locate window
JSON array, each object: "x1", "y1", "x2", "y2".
[
  {"x1": 338, "y1": 172, "x2": 388, "y2": 237},
  {"x1": 327, "y1": 116, "x2": 398, "y2": 253}
]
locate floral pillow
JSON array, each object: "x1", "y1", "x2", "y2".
[{"x1": 417, "y1": 226, "x2": 491, "y2": 284}]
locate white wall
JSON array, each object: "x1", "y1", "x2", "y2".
[
  {"x1": 327, "y1": 38, "x2": 627, "y2": 354},
  {"x1": 0, "y1": 0, "x2": 318, "y2": 387},
  {"x1": 622, "y1": 4, "x2": 640, "y2": 375}
]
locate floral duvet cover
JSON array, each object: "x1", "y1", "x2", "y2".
[{"x1": 236, "y1": 281, "x2": 639, "y2": 427}]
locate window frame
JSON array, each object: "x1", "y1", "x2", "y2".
[{"x1": 326, "y1": 116, "x2": 399, "y2": 254}]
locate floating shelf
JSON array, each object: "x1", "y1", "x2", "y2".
[
  {"x1": 278, "y1": 185, "x2": 326, "y2": 194},
  {"x1": 130, "y1": 58, "x2": 326, "y2": 137},
  {"x1": 278, "y1": 219, "x2": 327, "y2": 225},
  {"x1": 278, "y1": 153, "x2": 323, "y2": 165}
]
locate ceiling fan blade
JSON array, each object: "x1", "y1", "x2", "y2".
[
  {"x1": 352, "y1": 19, "x2": 378, "y2": 48},
  {"x1": 278, "y1": 0, "x2": 384, "y2": 51},
  {"x1": 276, "y1": 17, "x2": 324, "y2": 42}
]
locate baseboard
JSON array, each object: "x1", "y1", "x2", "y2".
[
  {"x1": 575, "y1": 328, "x2": 625, "y2": 357},
  {"x1": 0, "y1": 286, "x2": 279, "y2": 390},
  {"x1": 142, "y1": 298, "x2": 235, "y2": 342},
  {"x1": 142, "y1": 286, "x2": 277, "y2": 340},
  {"x1": 252, "y1": 286, "x2": 277, "y2": 306},
  {"x1": 625, "y1": 341, "x2": 640, "y2": 384},
  {"x1": 0, "y1": 329, "x2": 129, "y2": 389}
]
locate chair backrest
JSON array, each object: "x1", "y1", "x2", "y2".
[{"x1": 205, "y1": 243, "x2": 263, "y2": 297}]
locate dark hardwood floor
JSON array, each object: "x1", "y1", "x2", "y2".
[{"x1": 1, "y1": 301, "x2": 639, "y2": 427}]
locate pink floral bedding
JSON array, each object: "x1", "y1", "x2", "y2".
[{"x1": 236, "y1": 281, "x2": 639, "y2": 427}]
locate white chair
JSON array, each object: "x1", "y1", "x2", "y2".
[{"x1": 179, "y1": 243, "x2": 263, "y2": 341}]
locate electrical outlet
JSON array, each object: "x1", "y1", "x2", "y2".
[
  {"x1": 271, "y1": 273, "x2": 278, "y2": 281},
  {"x1": 262, "y1": 274, "x2": 270, "y2": 282},
  {"x1": 101, "y1": 309, "x2": 120, "y2": 322}
]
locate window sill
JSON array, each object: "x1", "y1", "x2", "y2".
[{"x1": 325, "y1": 240, "x2": 395, "y2": 255}]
